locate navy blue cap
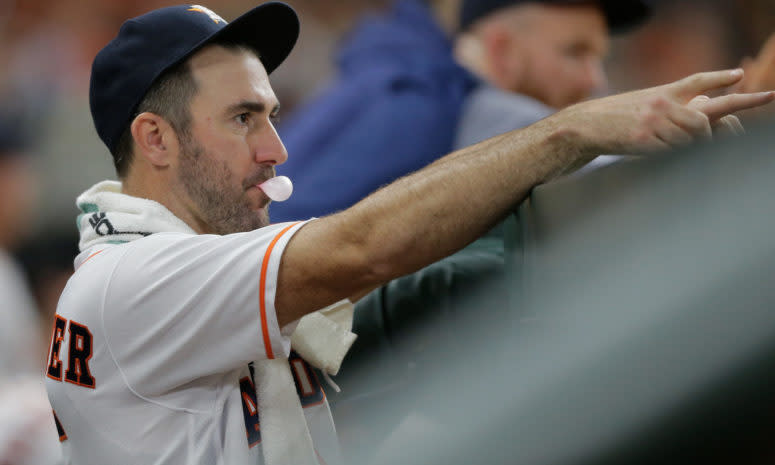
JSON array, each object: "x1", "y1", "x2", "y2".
[
  {"x1": 90, "y1": 3, "x2": 299, "y2": 153},
  {"x1": 460, "y1": 0, "x2": 652, "y2": 32}
]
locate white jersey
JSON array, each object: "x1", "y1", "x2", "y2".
[{"x1": 45, "y1": 223, "x2": 341, "y2": 464}]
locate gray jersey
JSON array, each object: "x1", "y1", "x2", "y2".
[
  {"x1": 454, "y1": 85, "x2": 554, "y2": 150},
  {"x1": 455, "y1": 85, "x2": 621, "y2": 172}
]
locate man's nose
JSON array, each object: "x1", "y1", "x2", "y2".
[{"x1": 252, "y1": 123, "x2": 288, "y2": 165}]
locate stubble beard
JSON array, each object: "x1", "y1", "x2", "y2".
[{"x1": 177, "y1": 134, "x2": 271, "y2": 235}]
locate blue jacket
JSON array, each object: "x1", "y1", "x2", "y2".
[{"x1": 272, "y1": 0, "x2": 478, "y2": 222}]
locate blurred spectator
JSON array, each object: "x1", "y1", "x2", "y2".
[
  {"x1": 453, "y1": 0, "x2": 650, "y2": 171},
  {"x1": 456, "y1": 0, "x2": 616, "y2": 109},
  {"x1": 0, "y1": 378, "x2": 63, "y2": 465},
  {"x1": 273, "y1": 0, "x2": 651, "y2": 222},
  {"x1": 0, "y1": 111, "x2": 62, "y2": 465},
  {"x1": 0, "y1": 112, "x2": 42, "y2": 373},
  {"x1": 605, "y1": 0, "x2": 736, "y2": 92},
  {"x1": 273, "y1": 0, "x2": 475, "y2": 222}
]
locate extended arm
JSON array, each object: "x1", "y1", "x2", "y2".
[{"x1": 276, "y1": 69, "x2": 774, "y2": 326}]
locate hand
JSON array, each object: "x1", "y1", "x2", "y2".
[
  {"x1": 688, "y1": 95, "x2": 745, "y2": 137},
  {"x1": 553, "y1": 69, "x2": 775, "y2": 155}
]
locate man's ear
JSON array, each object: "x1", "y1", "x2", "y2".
[
  {"x1": 483, "y1": 26, "x2": 523, "y2": 91},
  {"x1": 129, "y1": 112, "x2": 179, "y2": 168}
]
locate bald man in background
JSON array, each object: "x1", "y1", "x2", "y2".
[{"x1": 454, "y1": 0, "x2": 650, "y2": 158}]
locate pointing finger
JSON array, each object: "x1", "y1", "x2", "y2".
[
  {"x1": 690, "y1": 91, "x2": 775, "y2": 121},
  {"x1": 670, "y1": 69, "x2": 744, "y2": 101}
]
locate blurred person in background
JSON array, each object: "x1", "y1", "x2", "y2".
[
  {"x1": 0, "y1": 112, "x2": 62, "y2": 465},
  {"x1": 273, "y1": 0, "x2": 651, "y2": 224},
  {"x1": 604, "y1": 0, "x2": 736, "y2": 92},
  {"x1": 273, "y1": 0, "x2": 476, "y2": 223},
  {"x1": 453, "y1": 0, "x2": 650, "y2": 160},
  {"x1": 0, "y1": 112, "x2": 43, "y2": 374}
]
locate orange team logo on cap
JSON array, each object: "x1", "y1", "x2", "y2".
[{"x1": 187, "y1": 5, "x2": 226, "y2": 24}]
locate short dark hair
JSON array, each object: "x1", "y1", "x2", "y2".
[{"x1": 111, "y1": 60, "x2": 197, "y2": 178}]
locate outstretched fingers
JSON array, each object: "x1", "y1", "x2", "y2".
[
  {"x1": 667, "y1": 101, "x2": 712, "y2": 142},
  {"x1": 670, "y1": 69, "x2": 745, "y2": 101},
  {"x1": 690, "y1": 91, "x2": 775, "y2": 121}
]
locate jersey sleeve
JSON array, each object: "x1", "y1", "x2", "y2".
[{"x1": 100, "y1": 221, "x2": 306, "y2": 402}]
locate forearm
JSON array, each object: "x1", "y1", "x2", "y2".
[
  {"x1": 277, "y1": 116, "x2": 591, "y2": 324},
  {"x1": 277, "y1": 69, "x2": 775, "y2": 325},
  {"x1": 348, "y1": 118, "x2": 584, "y2": 272}
]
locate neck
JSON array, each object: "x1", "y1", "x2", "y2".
[{"x1": 121, "y1": 167, "x2": 209, "y2": 235}]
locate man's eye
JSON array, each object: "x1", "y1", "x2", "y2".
[{"x1": 236, "y1": 113, "x2": 250, "y2": 125}]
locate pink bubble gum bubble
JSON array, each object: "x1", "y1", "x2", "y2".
[{"x1": 258, "y1": 175, "x2": 293, "y2": 202}]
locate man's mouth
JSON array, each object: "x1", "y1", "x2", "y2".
[{"x1": 244, "y1": 170, "x2": 275, "y2": 191}]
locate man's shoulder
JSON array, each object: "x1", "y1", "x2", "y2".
[
  {"x1": 454, "y1": 85, "x2": 555, "y2": 149},
  {"x1": 465, "y1": 85, "x2": 554, "y2": 122}
]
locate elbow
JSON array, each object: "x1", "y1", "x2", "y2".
[{"x1": 335, "y1": 220, "x2": 411, "y2": 292}]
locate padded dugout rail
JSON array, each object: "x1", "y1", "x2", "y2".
[{"x1": 344, "y1": 121, "x2": 775, "y2": 465}]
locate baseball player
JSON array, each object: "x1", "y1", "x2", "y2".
[{"x1": 44, "y1": 3, "x2": 773, "y2": 465}]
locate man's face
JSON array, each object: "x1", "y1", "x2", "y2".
[
  {"x1": 494, "y1": 3, "x2": 610, "y2": 109},
  {"x1": 174, "y1": 45, "x2": 288, "y2": 235}
]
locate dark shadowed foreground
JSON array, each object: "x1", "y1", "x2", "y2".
[{"x1": 335, "y1": 119, "x2": 775, "y2": 465}]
